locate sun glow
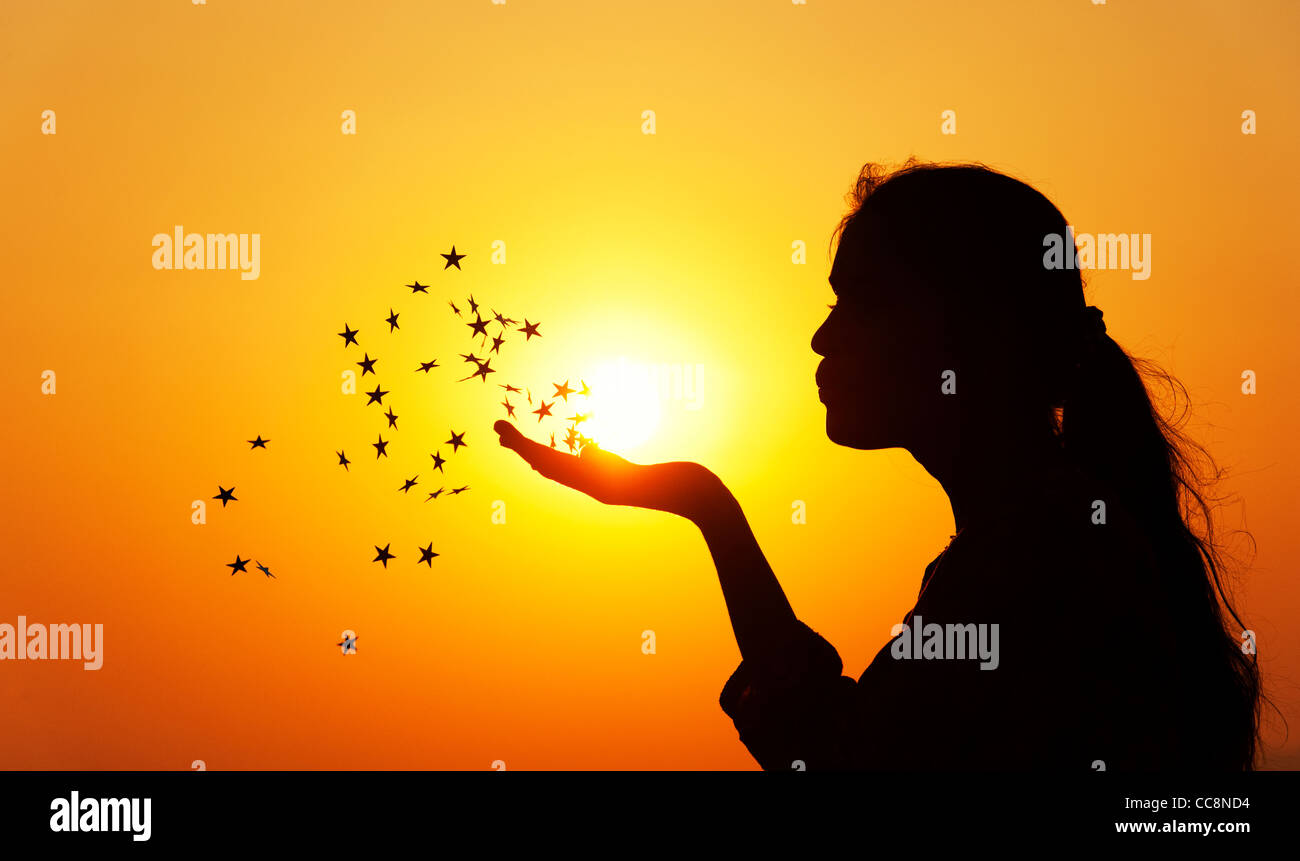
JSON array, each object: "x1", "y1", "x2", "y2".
[{"x1": 579, "y1": 359, "x2": 663, "y2": 453}]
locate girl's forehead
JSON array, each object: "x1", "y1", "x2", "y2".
[
  {"x1": 832, "y1": 209, "x2": 901, "y2": 275},
  {"x1": 830, "y1": 229, "x2": 872, "y2": 287},
  {"x1": 830, "y1": 228, "x2": 895, "y2": 292}
]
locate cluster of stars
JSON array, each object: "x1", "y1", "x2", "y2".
[
  {"x1": 499, "y1": 378, "x2": 595, "y2": 453},
  {"x1": 216, "y1": 242, "x2": 597, "y2": 589},
  {"x1": 337, "y1": 243, "x2": 551, "y2": 569}
]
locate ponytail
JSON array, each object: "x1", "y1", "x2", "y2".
[{"x1": 1063, "y1": 334, "x2": 1264, "y2": 769}]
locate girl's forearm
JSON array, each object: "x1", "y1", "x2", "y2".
[{"x1": 694, "y1": 491, "x2": 801, "y2": 663}]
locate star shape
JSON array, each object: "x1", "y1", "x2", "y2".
[
  {"x1": 441, "y1": 245, "x2": 466, "y2": 269},
  {"x1": 532, "y1": 399, "x2": 553, "y2": 422},
  {"x1": 337, "y1": 450, "x2": 350, "y2": 470},
  {"x1": 356, "y1": 353, "x2": 378, "y2": 376},
  {"x1": 385, "y1": 308, "x2": 400, "y2": 332},
  {"x1": 501, "y1": 399, "x2": 516, "y2": 419},
  {"x1": 448, "y1": 299, "x2": 462, "y2": 317},
  {"x1": 213, "y1": 486, "x2": 237, "y2": 507},
  {"x1": 467, "y1": 294, "x2": 479, "y2": 315},
  {"x1": 450, "y1": 485, "x2": 469, "y2": 495},
  {"x1": 365, "y1": 385, "x2": 389, "y2": 406},
  {"x1": 399, "y1": 475, "x2": 418, "y2": 493},
  {"x1": 578, "y1": 380, "x2": 591, "y2": 397},
  {"x1": 227, "y1": 555, "x2": 249, "y2": 575},
  {"x1": 489, "y1": 334, "x2": 506, "y2": 354},
  {"x1": 430, "y1": 451, "x2": 446, "y2": 472},
  {"x1": 373, "y1": 434, "x2": 389, "y2": 458},
  {"x1": 407, "y1": 280, "x2": 429, "y2": 293},
  {"x1": 373, "y1": 543, "x2": 395, "y2": 568},
  {"x1": 446, "y1": 430, "x2": 467, "y2": 452},
  {"x1": 467, "y1": 314, "x2": 490, "y2": 339},
  {"x1": 519, "y1": 319, "x2": 541, "y2": 340},
  {"x1": 563, "y1": 427, "x2": 579, "y2": 452},
  {"x1": 492, "y1": 310, "x2": 517, "y2": 328},
  {"x1": 425, "y1": 487, "x2": 445, "y2": 501},
  {"x1": 418, "y1": 359, "x2": 439, "y2": 373},
  {"x1": 499, "y1": 383, "x2": 521, "y2": 394},
  {"x1": 248, "y1": 435, "x2": 269, "y2": 449},
  {"x1": 384, "y1": 407, "x2": 399, "y2": 429},
  {"x1": 549, "y1": 432, "x2": 556, "y2": 449},
  {"x1": 256, "y1": 561, "x2": 275, "y2": 579},
  {"x1": 552, "y1": 380, "x2": 575, "y2": 402},
  {"x1": 338, "y1": 324, "x2": 359, "y2": 347},
  {"x1": 418, "y1": 543, "x2": 439, "y2": 566},
  {"x1": 458, "y1": 358, "x2": 495, "y2": 383}
]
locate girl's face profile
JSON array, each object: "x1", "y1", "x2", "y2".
[{"x1": 813, "y1": 215, "x2": 948, "y2": 452}]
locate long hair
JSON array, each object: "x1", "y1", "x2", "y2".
[{"x1": 829, "y1": 158, "x2": 1265, "y2": 769}]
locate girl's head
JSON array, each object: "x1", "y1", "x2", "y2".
[
  {"x1": 816, "y1": 159, "x2": 1265, "y2": 768},
  {"x1": 813, "y1": 160, "x2": 1087, "y2": 453}
]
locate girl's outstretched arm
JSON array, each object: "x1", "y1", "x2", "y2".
[
  {"x1": 692, "y1": 489, "x2": 801, "y2": 661},
  {"x1": 494, "y1": 420, "x2": 800, "y2": 661},
  {"x1": 497, "y1": 419, "x2": 865, "y2": 769}
]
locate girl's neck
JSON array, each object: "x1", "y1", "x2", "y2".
[{"x1": 915, "y1": 426, "x2": 1068, "y2": 534}]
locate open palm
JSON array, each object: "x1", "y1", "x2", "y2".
[{"x1": 493, "y1": 420, "x2": 724, "y2": 524}]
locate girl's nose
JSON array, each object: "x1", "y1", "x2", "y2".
[{"x1": 811, "y1": 314, "x2": 835, "y2": 357}]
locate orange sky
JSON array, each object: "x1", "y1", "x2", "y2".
[{"x1": 2, "y1": 0, "x2": 1298, "y2": 769}]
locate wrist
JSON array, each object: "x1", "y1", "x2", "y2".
[{"x1": 690, "y1": 477, "x2": 742, "y2": 532}]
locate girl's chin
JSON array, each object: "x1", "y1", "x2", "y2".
[{"x1": 825, "y1": 412, "x2": 894, "y2": 451}]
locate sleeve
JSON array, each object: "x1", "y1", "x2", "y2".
[{"x1": 718, "y1": 620, "x2": 865, "y2": 771}]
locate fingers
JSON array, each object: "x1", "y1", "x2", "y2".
[
  {"x1": 494, "y1": 420, "x2": 591, "y2": 489},
  {"x1": 493, "y1": 420, "x2": 532, "y2": 454}
]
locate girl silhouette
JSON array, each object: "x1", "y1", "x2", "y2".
[{"x1": 493, "y1": 160, "x2": 1263, "y2": 770}]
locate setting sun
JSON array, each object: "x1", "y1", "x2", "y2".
[{"x1": 580, "y1": 359, "x2": 663, "y2": 453}]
